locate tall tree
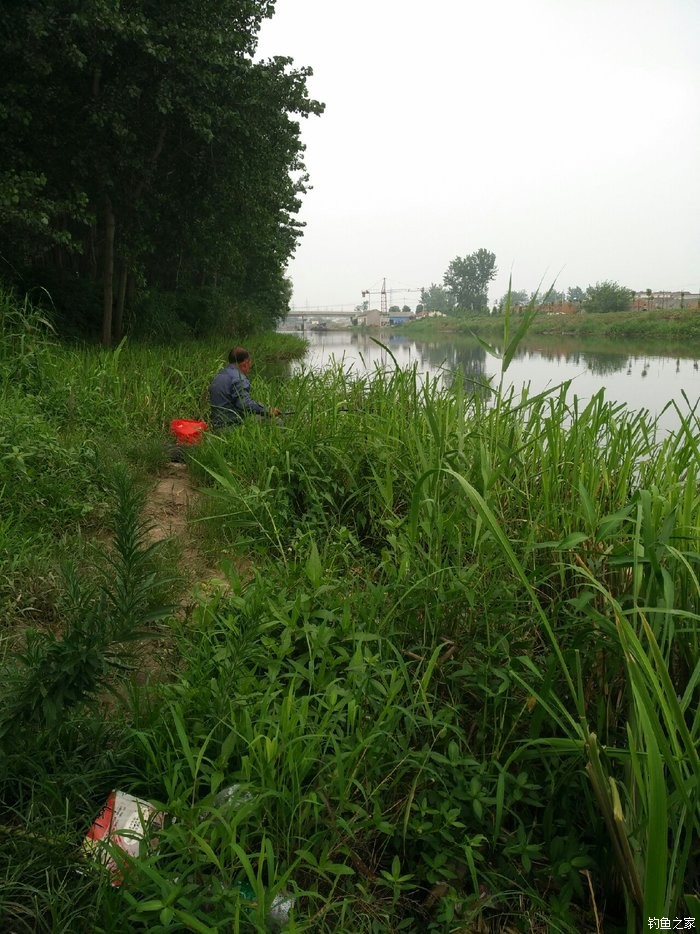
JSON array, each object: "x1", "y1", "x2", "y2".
[
  {"x1": 420, "y1": 283, "x2": 451, "y2": 314},
  {"x1": 497, "y1": 289, "x2": 528, "y2": 312},
  {"x1": 0, "y1": 0, "x2": 322, "y2": 343},
  {"x1": 533, "y1": 288, "x2": 565, "y2": 305},
  {"x1": 443, "y1": 248, "x2": 497, "y2": 314}
]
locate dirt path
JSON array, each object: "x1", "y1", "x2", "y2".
[
  {"x1": 141, "y1": 461, "x2": 222, "y2": 593},
  {"x1": 143, "y1": 462, "x2": 198, "y2": 547},
  {"x1": 141, "y1": 461, "x2": 249, "y2": 589},
  {"x1": 128, "y1": 462, "x2": 218, "y2": 688}
]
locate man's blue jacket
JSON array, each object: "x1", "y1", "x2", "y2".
[{"x1": 209, "y1": 363, "x2": 267, "y2": 428}]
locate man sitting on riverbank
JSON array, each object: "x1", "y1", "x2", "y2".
[{"x1": 209, "y1": 347, "x2": 281, "y2": 428}]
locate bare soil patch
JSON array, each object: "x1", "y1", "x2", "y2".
[
  {"x1": 144, "y1": 464, "x2": 194, "y2": 541},
  {"x1": 129, "y1": 462, "x2": 218, "y2": 689},
  {"x1": 142, "y1": 460, "x2": 250, "y2": 591}
]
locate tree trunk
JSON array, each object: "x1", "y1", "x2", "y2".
[
  {"x1": 114, "y1": 259, "x2": 128, "y2": 342},
  {"x1": 101, "y1": 195, "x2": 115, "y2": 346},
  {"x1": 126, "y1": 271, "x2": 136, "y2": 308},
  {"x1": 132, "y1": 126, "x2": 167, "y2": 200}
]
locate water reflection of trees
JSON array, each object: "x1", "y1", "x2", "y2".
[
  {"x1": 294, "y1": 332, "x2": 700, "y2": 408},
  {"x1": 418, "y1": 340, "x2": 491, "y2": 394},
  {"x1": 515, "y1": 341, "x2": 699, "y2": 381},
  {"x1": 426, "y1": 335, "x2": 655, "y2": 383},
  {"x1": 582, "y1": 351, "x2": 629, "y2": 376},
  {"x1": 515, "y1": 345, "x2": 628, "y2": 376},
  {"x1": 349, "y1": 333, "x2": 491, "y2": 394}
]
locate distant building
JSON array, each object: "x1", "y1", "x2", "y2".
[
  {"x1": 632, "y1": 291, "x2": 700, "y2": 310},
  {"x1": 388, "y1": 311, "x2": 415, "y2": 325},
  {"x1": 536, "y1": 302, "x2": 580, "y2": 315},
  {"x1": 356, "y1": 308, "x2": 388, "y2": 328}
]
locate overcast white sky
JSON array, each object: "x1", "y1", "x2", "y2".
[{"x1": 256, "y1": 0, "x2": 700, "y2": 311}]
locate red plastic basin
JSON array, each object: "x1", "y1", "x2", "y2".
[{"x1": 170, "y1": 418, "x2": 208, "y2": 444}]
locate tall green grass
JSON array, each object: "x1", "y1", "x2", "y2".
[
  {"x1": 2, "y1": 283, "x2": 698, "y2": 930},
  {"x1": 0, "y1": 285, "x2": 302, "y2": 626},
  {"x1": 181, "y1": 321, "x2": 698, "y2": 928}
]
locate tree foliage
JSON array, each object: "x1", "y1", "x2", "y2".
[
  {"x1": 443, "y1": 248, "x2": 497, "y2": 314},
  {"x1": 497, "y1": 289, "x2": 528, "y2": 312},
  {"x1": 0, "y1": 0, "x2": 323, "y2": 342},
  {"x1": 533, "y1": 288, "x2": 565, "y2": 305},
  {"x1": 420, "y1": 283, "x2": 451, "y2": 314},
  {"x1": 583, "y1": 281, "x2": 634, "y2": 314}
]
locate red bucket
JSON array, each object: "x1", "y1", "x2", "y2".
[{"x1": 170, "y1": 418, "x2": 208, "y2": 445}]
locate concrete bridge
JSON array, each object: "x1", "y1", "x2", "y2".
[
  {"x1": 288, "y1": 309, "x2": 360, "y2": 317},
  {"x1": 286, "y1": 308, "x2": 384, "y2": 329}
]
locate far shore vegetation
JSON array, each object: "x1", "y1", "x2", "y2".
[{"x1": 404, "y1": 303, "x2": 700, "y2": 346}]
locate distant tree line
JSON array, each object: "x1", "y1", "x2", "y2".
[
  {"x1": 494, "y1": 281, "x2": 635, "y2": 315},
  {"x1": 0, "y1": 1, "x2": 323, "y2": 343},
  {"x1": 419, "y1": 251, "x2": 636, "y2": 317}
]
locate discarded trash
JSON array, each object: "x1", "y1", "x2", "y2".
[
  {"x1": 213, "y1": 783, "x2": 253, "y2": 809},
  {"x1": 83, "y1": 786, "x2": 295, "y2": 927},
  {"x1": 170, "y1": 418, "x2": 208, "y2": 445},
  {"x1": 268, "y1": 892, "x2": 296, "y2": 929},
  {"x1": 233, "y1": 881, "x2": 296, "y2": 930},
  {"x1": 83, "y1": 790, "x2": 164, "y2": 884},
  {"x1": 220, "y1": 787, "x2": 295, "y2": 928},
  {"x1": 235, "y1": 880, "x2": 257, "y2": 901},
  {"x1": 198, "y1": 784, "x2": 253, "y2": 826}
]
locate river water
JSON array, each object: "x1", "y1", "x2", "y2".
[{"x1": 291, "y1": 328, "x2": 700, "y2": 434}]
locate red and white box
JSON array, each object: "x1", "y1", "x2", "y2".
[{"x1": 84, "y1": 790, "x2": 164, "y2": 884}]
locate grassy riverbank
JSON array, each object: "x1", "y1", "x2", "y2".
[
  {"x1": 1, "y1": 289, "x2": 698, "y2": 932},
  {"x1": 406, "y1": 306, "x2": 700, "y2": 345}
]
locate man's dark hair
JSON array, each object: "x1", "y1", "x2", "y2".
[{"x1": 228, "y1": 346, "x2": 250, "y2": 364}]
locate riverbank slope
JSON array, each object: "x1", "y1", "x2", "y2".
[{"x1": 406, "y1": 305, "x2": 700, "y2": 343}]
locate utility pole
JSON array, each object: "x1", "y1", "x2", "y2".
[{"x1": 381, "y1": 278, "x2": 387, "y2": 316}]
